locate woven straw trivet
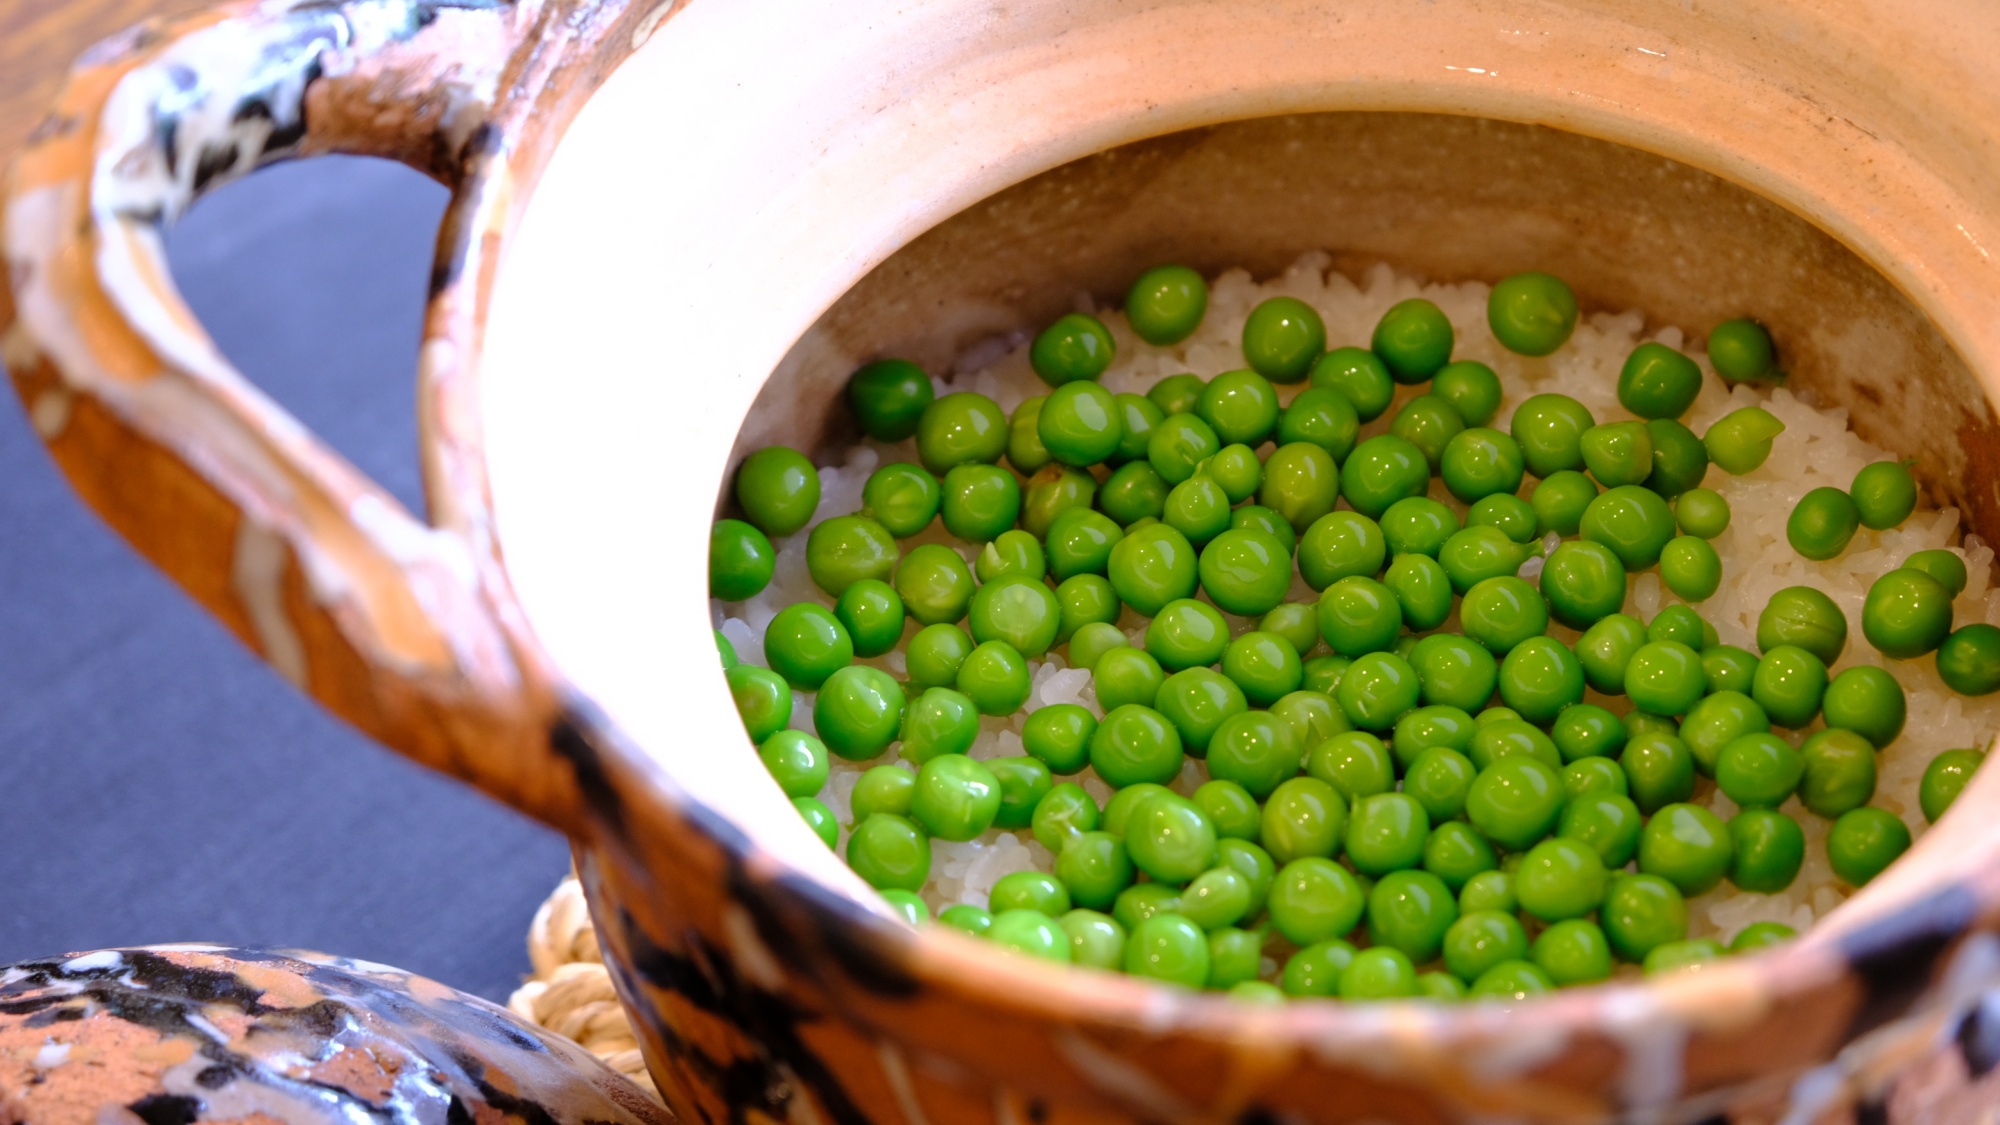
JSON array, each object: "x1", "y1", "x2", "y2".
[{"x1": 508, "y1": 874, "x2": 660, "y2": 1100}]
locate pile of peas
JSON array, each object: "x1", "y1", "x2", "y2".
[{"x1": 711, "y1": 268, "x2": 1996, "y2": 1001}]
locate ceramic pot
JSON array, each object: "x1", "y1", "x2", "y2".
[{"x1": 7, "y1": 1, "x2": 2000, "y2": 1121}]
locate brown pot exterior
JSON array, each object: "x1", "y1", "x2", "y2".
[{"x1": 8, "y1": 2, "x2": 2000, "y2": 1123}]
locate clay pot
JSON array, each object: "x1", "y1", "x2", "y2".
[{"x1": 6, "y1": 0, "x2": 2000, "y2": 1121}]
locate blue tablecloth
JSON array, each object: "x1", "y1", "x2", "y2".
[{"x1": 0, "y1": 155, "x2": 570, "y2": 1002}]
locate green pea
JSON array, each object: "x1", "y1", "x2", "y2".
[
  {"x1": 1267, "y1": 856, "x2": 1365, "y2": 944},
  {"x1": 1940, "y1": 625, "x2": 2000, "y2": 696},
  {"x1": 1458, "y1": 870, "x2": 1517, "y2": 915},
  {"x1": 796, "y1": 797, "x2": 839, "y2": 849},
  {"x1": 1262, "y1": 778, "x2": 1349, "y2": 865},
  {"x1": 1625, "y1": 712, "x2": 1678, "y2": 742},
  {"x1": 940, "y1": 904, "x2": 994, "y2": 936},
  {"x1": 1677, "y1": 690, "x2": 1769, "y2": 775},
  {"x1": 1620, "y1": 730, "x2": 1696, "y2": 813},
  {"x1": 844, "y1": 358, "x2": 934, "y2": 441},
  {"x1": 1715, "y1": 733, "x2": 1803, "y2": 808},
  {"x1": 967, "y1": 574, "x2": 1060, "y2": 658},
  {"x1": 1443, "y1": 909, "x2": 1528, "y2": 983},
  {"x1": 1427, "y1": 361, "x2": 1501, "y2": 428},
  {"x1": 1379, "y1": 555, "x2": 1450, "y2": 634},
  {"x1": 1617, "y1": 342, "x2": 1703, "y2": 420},
  {"x1": 806, "y1": 515, "x2": 900, "y2": 598},
  {"x1": 1646, "y1": 418, "x2": 1711, "y2": 499},
  {"x1": 1031, "y1": 313, "x2": 1115, "y2": 386},
  {"x1": 1820, "y1": 666, "x2": 1905, "y2": 748},
  {"x1": 1864, "y1": 567, "x2": 1954, "y2": 660},
  {"x1": 1217, "y1": 837, "x2": 1278, "y2": 917},
  {"x1": 1391, "y1": 704, "x2": 1477, "y2": 769},
  {"x1": 759, "y1": 730, "x2": 830, "y2": 798},
  {"x1": 1016, "y1": 704, "x2": 1092, "y2": 776},
  {"x1": 1748, "y1": 646, "x2": 1827, "y2": 733},
  {"x1": 1460, "y1": 498, "x2": 1531, "y2": 550},
  {"x1": 891, "y1": 545, "x2": 971, "y2": 626},
  {"x1": 852, "y1": 764, "x2": 917, "y2": 822},
  {"x1": 716, "y1": 630, "x2": 739, "y2": 671},
  {"x1": 1425, "y1": 430, "x2": 1517, "y2": 509},
  {"x1": 1540, "y1": 540, "x2": 1627, "y2": 630},
  {"x1": 1573, "y1": 615, "x2": 1643, "y2": 696},
  {"x1": 1625, "y1": 641, "x2": 1706, "y2": 717},
  {"x1": 1195, "y1": 444, "x2": 1262, "y2": 505},
  {"x1": 1703, "y1": 406, "x2": 1785, "y2": 475},
  {"x1": 1145, "y1": 598, "x2": 1229, "y2": 671},
  {"x1": 763, "y1": 603, "x2": 854, "y2": 690},
  {"x1": 1497, "y1": 637, "x2": 1585, "y2": 724},
  {"x1": 1372, "y1": 298, "x2": 1455, "y2": 383},
  {"x1": 990, "y1": 909, "x2": 1072, "y2": 963},
  {"x1": 1441, "y1": 527, "x2": 1536, "y2": 598},
  {"x1": 1185, "y1": 781, "x2": 1259, "y2": 844},
  {"x1": 988, "y1": 871, "x2": 1071, "y2": 918},
  {"x1": 1152, "y1": 666, "x2": 1246, "y2": 754},
  {"x1": 1601, "y1": 873, "x2": 1688, "y2": 962},
  {"x1": 1692, "y1": 649, "x2": 1753, "y2": 700},
  {"x1": 1475, "y1": 268, "x2": 1576, "y2": 351},
  {"x1": 1409, "y1": 633, "x2": 1500, "y2": 712},
  {"x1": 1298, "y1": 510, "x2": 1387, "y2": 591},
  {"x1": 1524, "y1": 474, "x2": 1594, "y2": 541},
  {"x1": 1469, "y1": 960, "x2": 1553, "y2": 1001},
  {"x1": 1460, "y1": 576, "x2": 1549, "y2": 656},
  {"x1": 1707, "y1": 318, "x2": 1778, "y2": 382},
  {"x1": 1188, "y1": 534, "x2": 1289, "y2": 627},
  {"x1": 1147, "y1": 412, "x2": 1222, "y2": 486},
  {"x1": 1920, "y1": 748, "x2": 1984, "y2": 822},
  {"x1": 1513, "y1": 837, "x2": 1606, "y2": 922},
  {"x1": 1637, "y1": 803, "x2": 1733, "y2": 895},
  {"x1": 1086, "y1": 703, "x2": 1183, "y2": 786},
  {"x1": 1259, "y1": 602, "x2": 1321, "y2": 659},
  {"x1": 1366, "y1": 870, "x2": 1458, "y2": 964},
  {"x1": 1645, "y1": 605, "x2": 1705, "y2": 649},
  {"x1": 1122, "y1": 792, "x2": 1219, "y2": 885},
  {"x1": 1208, "y1": 710, "x2": 1303, "y2": 798},
  {"x1": 1417, "y1": 971, "x2": 1467, "y2": 1002},
  {"x1": 1466, "y1": 757, "x2": 1564, "y2": 851},
  {"x1": 1277, "y1": 387, "x2": 1361, "y2": 462},
  {"x1": 1305, "y1": 729, "x2": 1399, "y2": 800},
  {"x1": 1106, "y1": 523, "x2": 1198, "y2": 616},
  {"x1": 1055, "y1": 830, "x2": 1132, "y2": 909},
  {"x1": 1552, "y1": 704, "x2": 1628, "y2": 763},
  {"x1": 1094, "y1": 463, "x2": 1164, "y2": 527},
  {"x1": 1338, "y1": 792, "x2": 1426, "y2": 876},
  {"x1": 1242, "y1": 297, "x2": 1327, "y2": 383},
  {"x1": 1420, "y1": 816, "x2": 1495, "y2": 887},
  {"x1": 935, "y1": 464, "x2": 1016, "y2": 544},
  {"x1": 735, "y1": 447, "x2": 821, "y2": 539},
  {"x1": 957, "y1": 640, "x2": 1032, "y2": 715},
  {"x1": 1032, "y1": 783, "x2": 1101, "y2": 854},
  {"x1": 1227, "y1": 507, "x2": 1296, "y2": 561},
  {"x1": 1559, "y1": 793, "x2": 1643, "y2": 868},
  {"x1": 1641, "y1": 538, "x2": 1717, "y2": 606},
  {"x1": 1340, "y1": 435, "x2": 1431, "y2": 520},
  {"x1": 847, "y1": 813, "x2": 931, "y2": 891},
  {"x1": 1197, "y1": 370, "x2": 1281, "y2": 447},
  {"x1": 710, "y1": 519, "x2": 776, "y2": 601},
  {"x1": 1904, "y1": 549, "x2": 1969, "y2": 597},
  {"x1": 1531, "y1": 919, "x2": 1612, "y2": 986},
  {"x1": 1796, "y1": 728, "x2": 1877, "y2": 818},
  {"x1": 1334, "y1": 943, "x2": 1416, "y2": 1000},
  {"x1": 1059, "y1": 909, "x2": 1127, "y2": 969},
  {"x1": 1146, "y1": 373, "x2": 1203, "y2": 416},
  {"x1": 1021, "y1": 465, "x2": 1097, "y2": 539},
  {"x1": 1336, "y1": 651, "x2": 1422, "y2": 730},
  {"x1": 1112, "y1": 882, "x2": 1183, "y2": 932},
  {"x1": 1851, "y1": 460, "x2": 1918, "y2": 530},
  {"x1": 899, "y1": 687, "x2": 981, "y2": 764},
  {"x1": 1644, "y1": 938, "x2": 1727, "y2": 976},
  {"x1": 1272, "y1": 689, "x2": 1352, "y2": 751},
  {"x1": 1055, "y1": 575, "x2": 1119, "y2": 644},
  {"x1": 1257, "y1": 444, "x2": 1339, "y2": 534},
  {"x1": 1578, "y1": 485, "x2": 1676, "y2": 571},
  {"x1": 991, "y1": 757, "x2": 1054, "y2": 830},
  {"x1": 1305, "y1": 347, "x2": 1391, "y2": 422},
  {"x1": 1127, "y1": 265, "x2": 1209, "y2": 345},
  {"x1": 1317, "y1": 575, "x2": 1403, "y2": 658},
  {"x1": 905, "y1": 623, "x2": 973, "y2": 688},
  {"x1": 1394, "y1": 749, "x2": 1473, "y2": 829},
  {"x1": 919, "y1": 393, "x2": 1010, "y2": 475},
  {"x1": 1726, "y1": 924, "x2": 1795, "y2": 957},
  {"x1": 1577, "y1": 421, "x2": 1652, "y2": 489},
  {"x1": 1206, "y1": 926, "x2": 1265, "y2": 989},
  {"x1": 1120, "y1": 912, "x2": 1208, "y2": 980},
  {"x1": 1510, "y1": 394, "x2": 1595, "y2": 478},
  {"x1": 1826, "y1": 807, "x2": 1911, "y2": 886},
  {"x1": 974, "y1": 530, "x2": 1044, "y2": 585},
  {"x1": 1726, "y1": 808, "x2": 1805, "y2": 894},
  {"x1": 1787, "y1": 486, "x2": 1860, "y2": 561},
  {"x1": 1221, "y1": 632, "x2": 1305, "y2": 707},
  {"x1": 814, "y1": 667, "x2": 905, "y2": 760},
  {"x1": 1282, "y1": 939, "x2": 1358, "y2": 997},
  {"x1": 1390, "y1": 395, "x2": 1467, "y2": 471},
  {"x1": 1007, "y1": 397, "x2": 1053, "y2": 475},
  {"x1": 1467, "y1": 719, "x2": 1560, "y2": 772},
  {"x1": 1675, "y1": 488, "x2": 1731, "y2": 539}
]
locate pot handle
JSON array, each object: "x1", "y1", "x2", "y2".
[{"x1": 2, "y1": 0, "x2": 609, "y2": 836}]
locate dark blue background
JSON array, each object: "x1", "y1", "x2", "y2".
[{"x1": 0, "y1": 155, "x2": 570, "y2": 1002}]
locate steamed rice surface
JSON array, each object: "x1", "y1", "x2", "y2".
[{"x1": 713, "y1": 254, "x2": 2000, "y2": 942}]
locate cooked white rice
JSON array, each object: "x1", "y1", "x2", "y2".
[{"x1": 713, "y1": 254, "x2": 2000, "y2": 947}]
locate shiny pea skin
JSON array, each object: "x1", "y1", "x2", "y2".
[
  {"x1": 1273, "y1": 688, "x2": 1352, "y2": 750},
  {"x1": 1637, "y1": 803, "x2": 1734, "y2": 895},
  {"x1": 1127, "y1": 265, "x2": 1209, "y2": 345},
  {"x1": 1758, "y1": 587, "x2": 1848, "y2": 666},
  {"x1": 1798, "y1": 728, "x2": 1877, "y2": 818},
  {"x1": 899, "y1": 686, "x2": 981, "y2": 765},
  {"x1": 1821, "y1": 665, "x2": 1906, "y2": 748},
  {"x1": 1826, "y1": 807, "x2": 1910, "y2": 886},
  {"x1": 1336, "y1": 651, "x2": 1423, "y2": 730},
  {"x1": 1100, "y1": 461, "x2": 1170, "y2": 525},
  {"x1": 1625, "y1": 641, "x2": 1706, "y2": 717},
  {"x1": 1851, "y1": 460, "x2": 1918, "y2": 530},
  {"x1": 759, "y1": 730, "x2": 830, "y2": 798},
  {"x1": 1110, "y1": 393, "x2": 1165, "y2": 466},
  {"x1": 1146, "y1": 597, "x2": 1230, "y2": 671},
  {"x1": 1465, "y1": 757, "x2": 1565, "y2": 851},
  {"x1": 975, "y1": 529, "x2": 1046, "y2": 584},
  {"x1": 1675, "y1": 488, "x2": 1731, "y2": 539},
  {"x1": 1318, "y1": 575, "x2": 1404, "y2": 658},
  {"x1": 957, "y1": 640, "x2": 1032, "y2": 715},
  {"x1": 1659, "y1": 535, "x2": 1722, "y2": 602},
  {"x1": 1751, "y1": 644, "x2": 1828, "y2": 729},
  {"x1": 1148, "y1": 412, "x2": 1222, "y2": 485},
  {"x1": 990, "y1": 870, "x2": 1071, "y2": 917},
  {"x1": 847, "y1": 359, "x2": 935, "y2": 442},
  {"x1": 1727, "y1": 808, "x2": 1805, "y2": 893},
  {"x1": 764, "y1": 602, "x2": 855, "y2": 690},
  {"x1": 938, "y1": 464, "x2": 1019, "y2": 543},
  {"x1": 1059, "y1": 909, "x2": 1127, "y2": 969},
  {"x1": 736, "y1": 446, "x2": 822, "y2": 539},
  {"x1": 1055, "y1": 574, "x2": 1119, "y2": 643},
  {"x1": 1341, "y1": 435, "x2": 1433, "y2": 520},
  {"x1": 1381, "y1": 497, "x2": 1462, "y2": 558},
  {"x1": 1149, "y1": 373, "x2": 1207, "y2": 416},
  {"x1": 1373, "y1": 298, "x2": 1455, "y2": 383},
  {"x1": 1516, "y1": 837, "x2": 1608, "y2": 922},
  {"x1": 1459, "y1": 870, "x2": 1517, "y2": 914},
  {"x1": 940, "y1": 904, "x2": 994, "y2": 936},
  {"x1": 1197, "y1": 369, "x2": 1281, "y2": 447},
  {"x1": 1618, "y1": 342, "x2": 1703, "y2": 420},
  {"x1": 1298, "y1": 510, "x2": 1388, "y2": 591},
  {"x1": 1559, "y1": 793, "x2": 1644, "y2": 868},
  {"x1": 1678, "y1": 690, "x2": 1770, "y2": 775},
  {"x1": 1281, "y1": 940, "x2": 1357, "y2": 997},
  {"x1": 1207, "y1": 710, "x2": 1304, "y2": 799},
  {"x1": 1199, "y1": 444, "x2": 1263, "y2": 504},
  {"x1": 1601, "y1": 873, "x2": 1687, "y2": 962},
  {"x1": 807, "y1": 515, "x2": 902, "y2": 599},
  {"x1": 847, "y1": 813, "x2": 931, "y2": 891},
  {"x1": 1466, "y1": 719, "x2": 1560, "y2": 772},
  {"x1": 991, "y1": 758, "x2": 1052, "y2": 836},
  {"x1": 907, "y1": 623, "x2": 974, "y2": 687},
  {"x1": 1863, "y1": 567, "x2": 1954, "y2": 660},
  {"x1": 1242, "y1": 296, "x2": 1327, "y2": 384},
  {"x1": 1007, "y1": 398, "x2": 1052, "y2": 477},
  {"x1": 1391, "y1": 395, "x2": 1466, "y2": 470},
  {"x1": 1487, "y1": 273, "x2": 1578, "y2": 356},
  {"x1": 1023, "y1": 704, "x2": 1098, "y2": 775},
  {"x1": 1905, "y1": 549, "x2": 1969, "y2": 597},
  {"x1": 917, "y1": 393, "x2": 1009, "y2": 475},
  {"x1": 1207, "y1": 927, "x2": 1265, "y2": 989},
  {"x1": 1384, "y1": 554, "x2": 1455, "y2": 632},
  {"x1": 1434, "y1": 359, "x2": 1505, "y2": 426},
  {"x1": 1199, "y1": 527, "x2": 1293, "y2": 617},
  {"x1": 1511, "y1": 394, "x2": 1596, "y2": 478},
  {"x1": 1054, "y1": 830, "x2": 1130, "y2": 908},
  {"x1": 1260, "y1": 443, "x2": 1340, "y2": 532},
  {"x1": 1580, "y1": 485, "x2": 1677, "y2": 570},
  {"x1": 1701, "y1": 645, "x2": 1759, "y2": 695},
  {"x1": 1497, "y1": 637, "x2": 1585, "y2": 724},
  {"x1": 1440, "y1": 526, "x2": 1531, "y2": 594},
  {"x1": 1112, "y1": 883, "x2": 1182, "y2": 933},
  {"x1": 1531, "y1": 471, "x2": 1600, "y2": 538},
  {"x1": 1407, "y1": 747, "x2": 1479, "y2": 824},
  {"x1": 1194, "y1": 779, "x2": 1264, "y2": 841},
  {"x1": 1644, "y1": 419, "x2": 1711, "y2": 500},
  {"x1": 1107, "y1": 522, "x2": 1199, "y2": 616},
  {"x1": 1031, "y1": 783, "x2": 1101, "y2": 854},
  {"x1": 1940, "y1": 624, "x2": 2000, "y2": 696},
  {"x1": 1311, "y1": 347, "x2": 1397, "y2": 422},
  {"x1": 1552, "y1": 703, "x2": 1629, "y2": 763},
  {"x1": 1408, "y1": 633, "x2": 1500, "y2": 712},
  {"x1": 1708, "y1": 318, "x2": 1778, "y2": 382},
  {"x1": 1576, "y1": 613, "x2": 1647, "y2": 695},
  {"x1": 1183, "y1": 868, "x2": 1255, "y2": 934},
  {"x1": 968, "y1": 574, "x2": 1061, "y2": 657},
  {"x1": 1346, "y1": 792, "x2": 1432, "y2": 876},
  {"x1": 1089, "y1": 704, "x2": 1186, "y2": 787},
  {"x1": 1126, "y1": 792, "x2": 1221, "y2": 884},
  {"x1": 1365, "y1": 871, "x2": 1458, "y2": 964},
  {"x1": 1787, "y1": 486, "x2": 1860, "y2": 561},
  {"x1": 1153, "y1": 667, "x2": 1247, "y2": 754},
  {"x1": 817, "y1": 666, "x2": 907, "y2": 760},
  {"x1": 1715, "y1": 733, "x2": 1804, "y2": 808},
  {"x1": 1533, "y1": 919, "x2": 1614, "y2": 986},
  {"x1": 1704, "y1": 407, "x2": 1785, "y2": 475},
  {"x1": 1341, "y1": 946, "x2": 1421, "y2": 1000},
  {"x1": 1021, "y1": 465, "x2": 1097, "y2": 539},
  {"x1": 1221, "y1": 631, "x2": 1305, "y2": 707},
  {"x1": 1444, "y1": 909, "x2": 1529, "y2": 983},
  {"x1": 1469, "y1": 494, "x2": 1538, "y2": 546},
  {"x1": 1620, "y1": 730, "x2": 1697, "y2": 813},
  {"x1": 1580, "y1": 421, "x2": 1655, "y2": 488},
  {"x1": 1307, "y1": 730, "x2": 1397, "y2": 803},
  {"x1": 1030, "y1": 313, "x2": 1115, "y2": 386},
  {"x1": 711, "y1": 519, "x2": 777, "y2": 601},
  {"x1": 1260, "y1": 602, "x2": 1322, "y2": 658},
  {"x1": 1422, "y1": 817, "x2": 1497, "y2": 888},
  {"x1": 1920, "y1": 748, "x2": 1984, "y2": 823},
  {"x1": 1278, "y1": 387, "x2": 1361, "y2": 461},
  {"x1": 1730, "y1": 921, "x2": 1797, "y2": 953},
  {"x1": 1262, "y1": 779, "x2": 1350, "y2": 866},
  {"x1": 1266, "y1": 855, "x2": 1366, "y2": 944},
  {"x1": 1541, "y1": 540, "x2": 1628, "y2": 629},
  {"x1": 1460, "y1": 576, "x2": 1549, "y2": 656}
]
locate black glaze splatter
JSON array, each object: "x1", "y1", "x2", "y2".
[{"x1": 1835, "y1": 885, "x2": 1978, "y2": 1040}]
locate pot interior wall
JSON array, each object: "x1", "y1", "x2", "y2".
[{"x1": 739, "y1": 111, "x2": 1999, "y2": 545}]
